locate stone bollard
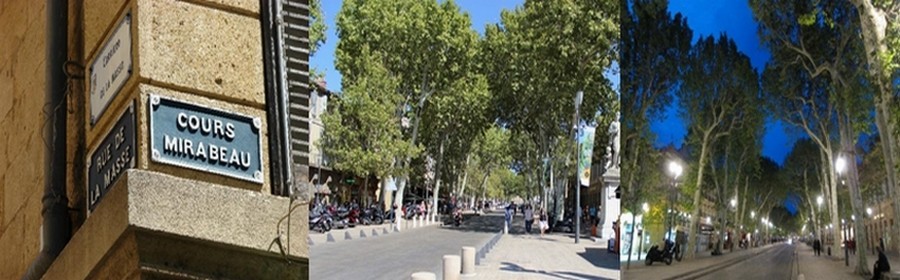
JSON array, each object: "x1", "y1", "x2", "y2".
[
  {"x1": 360, "y1": 229, "x2": 367, "y2": 238},
  {"x1": 410, "y1": 272, "x2": 436, "y2": 280},
  {"x1": 504, "y1": 221, "x2": 508, "y2": 234},
  {"x1": 372, "y1": 229, "x2": 379, "y2": 236},
  {"x1": 443, "y1": 255, "x2": 461, "y2": 280},
  {"x1": 461, "y1": 246, "x2": 476, "y2": 276},
  {"x1": 344, "y1": 231, "x2": 353, "y2": 240},
  {"x1": 326, "y1": 233, "x2": 336, "y2": 242}
]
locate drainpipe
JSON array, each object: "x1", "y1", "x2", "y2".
[{"x1": 22, "y1": 0, "x2": 71, "y2": 279}]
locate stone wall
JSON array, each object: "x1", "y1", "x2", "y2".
[{"x1": 0, "y1": 1, "x2": 48, "y2": 279}]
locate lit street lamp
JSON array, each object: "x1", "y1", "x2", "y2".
[{"x1": 666, "y1": 161, "x2": 682, "y2": 241}]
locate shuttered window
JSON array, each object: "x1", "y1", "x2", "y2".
[{"x1": 261, "y1": 0, "x2": 310, "y2": 198}]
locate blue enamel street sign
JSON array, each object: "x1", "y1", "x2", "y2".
[
  {"x1": 149, "y1": 95, "x2": 263, "y2": 184},
  {"x1": 87, "y1": 102, "x2": 136, "y2": 213}
]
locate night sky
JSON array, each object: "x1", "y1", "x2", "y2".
[
  {"x1": 651, "y1": 0, "x2": 799, "y2": 215},
  {"x1": 651, "y1": 0, "x2": 796, "y2": 167}
]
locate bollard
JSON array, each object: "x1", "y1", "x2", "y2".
[
  {"x1": 373, "y1": 229, "x2": 379, "y2": 236},
  {"x1": 308, "y1": 236, "x2": 314, "y2": 246},
  {"x1": 414, "y1": 216, "x2": 419, "y2": 228},
  {"x1": 326, "y1": 233, "x2": 336, "y2": 242},
  {"x1": 410, "y1": 272, "x2": 436, "y2": 280},
  {"x1": 360, "y1": 229, "x2": 367, "y2": 238},
  {"x1": 443, "y1": 255, "x2": 461, "y2": 280},
  {"x1": 345, "y1": 231, "x2": 353, "y2": 240},
  {"x1": 504, "y1": 221, "x2": 508, "y2": 234},
  {"x1": 387, "y1": 227, "x2": 393, "y2": 234},
  {"x1": 461, "y1": 246, "x2": 476, "y2": 276}
]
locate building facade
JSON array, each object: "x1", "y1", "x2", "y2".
[{"x1": 1, "y1": 0, "x2": 310, "y2": 278}]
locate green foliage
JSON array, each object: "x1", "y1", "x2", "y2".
[
  {"x1": 310, "y1": 0, "x2": 327, "y2": 56},
  {"x1": 320, "y1": 49, "x2": 420, "y2": 181},
  {"x1": 482, "y1": 0, "x2": 618, "y2": 144},
  {"x1": 620, "y1": 0, "x2": 692, "y2": 213}
]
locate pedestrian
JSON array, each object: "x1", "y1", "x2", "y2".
[
  {"x1": 873, "y1": 245, "x2": 891, "y2": 280},
  {"x1": 813, "y1": 239, "x2": 821, "y2": 256},
  {"x1": 524, "y1": 205, "x2": 534, "y2": 234},
  {"x1": 504, "y1": 205, "x2": 513, "y2": 232},
  {"x1": 539, "y1": 209, "x2": 549, "y2": 237}
]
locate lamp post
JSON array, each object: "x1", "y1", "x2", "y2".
[
  {"x1": 574, "y1": 91, "x2": 583, "y2": 244},
  {"x1": 639, "y1": 202, "x2": 649, "y2": 260},
  {"x1": 667, "y1": 161, "x2": 683, "y2": 242}
]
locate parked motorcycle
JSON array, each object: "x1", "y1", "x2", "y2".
[
  {"x1": 309, "y1": 212, "x2": 333, "y2": 233},
  {"x1": 309, "y1": 204, "x2": 333, "y2": 233},
  {"x1": 360, "y1": 206, "x2": 385, "y2": 225},
  {"x1": 645, "y1": 240, "x2": 677, "y2": 266}
]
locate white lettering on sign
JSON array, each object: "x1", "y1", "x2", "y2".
[
  {"x1": 90, "y1": 14, "x2": 132, "y2": 124},
  {"x1": 163, "y1": 134, "x2": 252, "y2": 168}
]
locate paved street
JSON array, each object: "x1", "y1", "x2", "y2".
[
  {"x1": 622, "y1": 243, "x2": 779, "y2": 279},
  {"x1": 310, "y1": 211, "x2": 502, "y2": 280},
  {"x1": 311, "y1": 210, "x2": 614, "y2": 279},
  {"x1": 696, "y1": 243, "x2": 794, "y2": 280}
]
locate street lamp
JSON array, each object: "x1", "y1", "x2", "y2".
[
  {"x1": 751, "y1": 211, "x2": 756, "y2": 218},
  {"x1": 867, "y1": 207, "x2": 873, "y2": 216},
  {"x1": 730, "y1": 198, "x2": 737, "y2": 208},
  {"x1": 835, "y1": 156, "x2": 847, "y2": 174},
  {"x1": 666, "y1": 161, "x2": 682, "y2": 241},
  {"x1": 573, "y1": 91, "x2": 583, "y2": 244},
  {"x1": 642, "y1": 202, "x2": 649, "y2": 213}
]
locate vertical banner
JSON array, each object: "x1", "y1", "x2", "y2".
[{"x1": 578, "y1": 125, "x2": 595, "y2": 187}]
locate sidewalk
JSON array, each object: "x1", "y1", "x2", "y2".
[
  {"x1": 474, "y1": 233, "x2": 618, "y2": 280},
  {"x1": 798, "y1": 244, "x2": 900, "y2": 280},
  {"x1": 796, "y1": 244, "x2": 866, "y2": 280},
  {"x1": 623, "y1": 243, "x2": 778, "y2": 280}
]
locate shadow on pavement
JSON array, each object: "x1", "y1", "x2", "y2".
[
  {"x1": 440, "y1": 212, "x2": 507, "y2": 234},
  {"x1": 580, "y1": 248, "x2": 619, "y2": 270},
  {"x1": 499, "y1": 262, "x2": 613, "y2": 280}
]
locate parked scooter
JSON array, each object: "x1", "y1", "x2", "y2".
[
  {"x1": 645, "y1": 240, "x2": 677, "y2": 265},
  {"x1": 360, "y1": 205, "x2": 385, "y2": 225},
  {"x1": 453, "y1": 209, "x2": 463, "y2": 227}
]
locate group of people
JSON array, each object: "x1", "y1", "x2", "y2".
[{"x1": 505, "y1": 203, "x2": 550, "y2": 237}]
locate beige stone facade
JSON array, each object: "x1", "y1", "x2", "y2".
[
  {"x1": 0, "y1": 1, "x2": 48, "y2": 278},
  {"x1": 2, "y1": 0, "x2": 310, "y2": 278}
]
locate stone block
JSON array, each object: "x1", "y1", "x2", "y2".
[
  {"x1": 44, "y1": 169, "x2": 308, "y2": 279},
  {"x1": 0, "y1": 192, "x2": 41, "y2": 280},
  {"x1": 192, "y1": 0, "x2": 259, "y2": 15},
  {"x1": 83, "y1": 0, "x2": 129, "y2": 60},
  {"x1": 137, "y1": 0, "x2": 264, "y2": 105}
]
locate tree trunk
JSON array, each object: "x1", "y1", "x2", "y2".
[
  {"x1": 852, "y1": 0, "x2": 899, "y2": 253},
  {"x1": 688, "y1": 140, "x2": 711, "y2": 259},
  {"x1": 431, "y1": 138, "x2": 446, "y2": 222},
  {"x1": 458, "y1": 154, "x2": 471, "y2": 198},
  {"x1": 839, "y1": 116, "x2": 871, "y2": 275}
]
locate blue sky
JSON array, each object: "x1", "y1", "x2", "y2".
[
  {"x1": 649, "y1": 0, "x2": 795, "y2": 166},
  {"x1": 310, "y1": 0, "x2": 525, "y2": 93}
]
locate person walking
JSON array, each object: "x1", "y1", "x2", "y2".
[
  {"x1": 813, "y1": 239, "x2": 821, "y2": 256},
  {"x1": 504, "y1": 205, "x2": 513, "y2": 233},
  {"x1": 539, "y1": 208, "x2": 549, "y2": 237},
  {"x1": 524, "y1": 205, "x2": 534, "y2": 234}
]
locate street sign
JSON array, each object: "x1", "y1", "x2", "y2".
[
  {"x1": 89, "y1": 12, "x2": 133, "y2": 125},
  {"x1": 149, "y1": 95, "x2": 263, "y2": 183},
  {"x1": 86, "y1": 102, "x2": 136, "y2": 213}
]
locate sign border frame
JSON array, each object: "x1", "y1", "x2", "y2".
[
  {"x1": 85, "y1": 100, "x2": 137, "y2": 215},
  {"x1": 148, "y1": 94, "x2": 265, "y2": 184},
  {"x1": 89, "y1": 11, "x2": 134, "y2": 126}
]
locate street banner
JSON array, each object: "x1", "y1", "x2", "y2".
[{"x1": 578, "y1": 125, "x2": 595, "y2": 187}]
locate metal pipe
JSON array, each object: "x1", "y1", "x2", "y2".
[{"x1": 22, "y1": 0, "x2": 71, "y2": 279}]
